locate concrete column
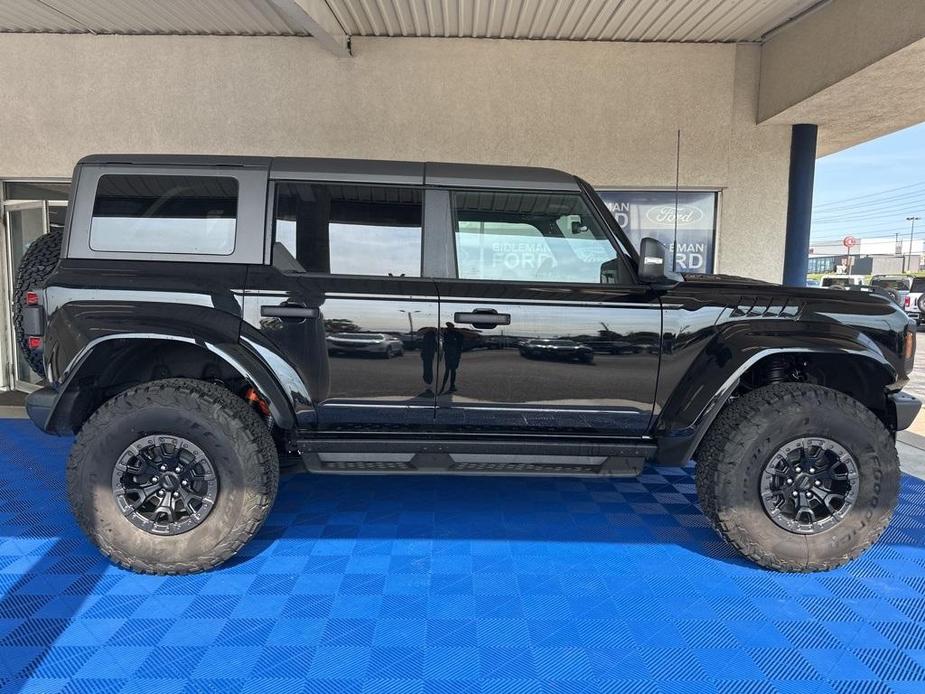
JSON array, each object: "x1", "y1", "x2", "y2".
[{"x1": 782, "y1": 124, "x2": 818, "y2": 286}]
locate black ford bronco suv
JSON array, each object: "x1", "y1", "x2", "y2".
[{"x1": 16, "y1": 154, "x2": 921, "y2": 575}]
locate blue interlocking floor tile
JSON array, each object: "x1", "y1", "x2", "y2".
[{"x1": 1, "y1": 418, "x2": 925, "y2": 692}]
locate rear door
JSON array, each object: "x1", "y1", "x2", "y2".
[
  {"x1": 430, "y1": 186, "x2": 661, "y2": 435},
  {"x1": 243, "y1": 168, "x2": 441, "y2": 430}
]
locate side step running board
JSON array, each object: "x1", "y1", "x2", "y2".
[{"x1": 289, "y1": 437, "x2": 656, "y2": 477}]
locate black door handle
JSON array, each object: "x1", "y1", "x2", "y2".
[
  {"x1": 454, "y1": 309, "x2": 511, "y2": 327},
  {"x1": 261, "y1": 303, "x2": 320, "y2": 320}
]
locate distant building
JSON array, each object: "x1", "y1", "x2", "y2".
[{"x1": 807, "y1": 254, "x2": 921, "y2": 275}]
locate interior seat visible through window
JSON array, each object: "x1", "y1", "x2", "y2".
[{"x1": 274, "y1": 182, "x2": 423, "y2": 277}]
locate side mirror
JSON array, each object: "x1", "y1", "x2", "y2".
[{"x1": 638, "y1": 237, "x2": 683, "y2": 286}]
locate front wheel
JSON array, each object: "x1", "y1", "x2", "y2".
[
  {"x1": 67, "y1": 378, "x2": 279, "y2": 574},
  {"x1": 695, "y1": 383, "x2": 899, "y2": 572}
]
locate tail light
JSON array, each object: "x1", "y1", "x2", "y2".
[
  {"x1": 22, "y1": 288, "x2": 46, "y2": 350},
  {"x1": 905, "y1": 295, "x2": 911, "y2": 308}
]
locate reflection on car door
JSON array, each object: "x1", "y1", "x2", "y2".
[
  {"x1": 243, "y1": 181, "x2": 441, "y2": 430},
  {"x1": 431, "y1": 189, "x2": 660, "y2": 435}
]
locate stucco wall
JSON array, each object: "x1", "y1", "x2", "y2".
[{"x1": 0, "y1": 33, "x2": 790, "y2": 281}]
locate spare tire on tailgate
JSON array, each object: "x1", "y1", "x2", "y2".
[{"x1": 13, "y1": 229, "x2": 63, "y2": 378}]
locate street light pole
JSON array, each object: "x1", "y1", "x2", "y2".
[
  {"x1": 398, "y1": 309, "x2": 421, "y2": 336},
  {"x1": 908, "y1": 216, "x2": 922, "y2": 273}
]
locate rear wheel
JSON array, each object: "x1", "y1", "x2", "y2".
[
  {"x1": 67, "y1": 378, "x2": 279, "y2": 574},
  {"x1": 695, "y1": 383, "x2": 899, "y2": 572},
  {"x1": 13, "y1": 229, "x2": 63, "y2": 377}
]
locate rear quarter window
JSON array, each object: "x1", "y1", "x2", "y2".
[{"x1": 89, "y1": 175, "x2": 238, "y2": 255}]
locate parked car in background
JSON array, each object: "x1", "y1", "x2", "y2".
[
  {"x1": 820, "y1": 274, "x2": 866, "y2": 290},
  {"x1": 805, "y1": 278, "x2": 821, "y2": 288},
  {"x1": 870, "y1": 275, "x2": 912, "y2": 305},
  {"x1": 327, "y1": 332, "x2": 404, "y2": 358},
  {"x1": 905, "y1": 277, "x2": 925, "y2": 325},
  {"x1": 519, "y1": 338, "x2": 594, "y2": 363}
]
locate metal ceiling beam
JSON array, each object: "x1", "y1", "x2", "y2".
[{"x1": 270, "y1": 0, "x2": 351, "y2": 56}]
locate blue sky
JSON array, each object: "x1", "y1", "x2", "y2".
[{"x1": 811, "y1": 121, "x2": 925, "y2": 247}]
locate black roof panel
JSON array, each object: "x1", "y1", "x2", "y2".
[
  {"x1": 78, "y1": 154, "x2": 579, "y2": 191},
  {"x1": 78, "y1": 154, "x2": 272, "y2": 168},
  {"x1": 272, "y1": 157, "x2": 424, "y2": 186},
  {"x1": 426, "y1": 161, "x2": 578, "y2": 192}
]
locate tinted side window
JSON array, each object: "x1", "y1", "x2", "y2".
[
  {"x1": 274, "y1": 183, "x2": 422, "y2": 277},
  {"x1": 90, "y1": 175, "x2": 237, "y2": 255},
  {"x1": 451, "y1": 191, "x2": 629, "y2": 284}
]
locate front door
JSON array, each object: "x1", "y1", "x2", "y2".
[
  {"x1": 432, "y1": 188, "x2": 661, "y2": 435},
  {"x1": 244, "y1": 180, "x2": 440, "y2": 430}
]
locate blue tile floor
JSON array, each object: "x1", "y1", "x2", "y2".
[{"x1": 1, "y1": 419, "x2": 925, "y2": 693}]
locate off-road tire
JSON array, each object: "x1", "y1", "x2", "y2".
[
  {"x1": 695, "y1": 383, "x2": 899, "y2": 572},
  {"x1": 12, "y1": 229, "x2": 63, "y2": 377},
  {"x1": 67, "y1": 378, "x2": 279, "y2": 574}
]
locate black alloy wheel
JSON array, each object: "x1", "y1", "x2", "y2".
[
  {"x1": 113, "y1": 435, "x2": 219, "y2": 536},
  {"x1": 759, "y1": 437, "x2": 859, "y2": 534}
]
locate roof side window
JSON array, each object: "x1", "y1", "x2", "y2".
[
  {"x1": 90, "y1": 175, "x2": 237, "y2": 255},
  {"x1": 274, "y1": 182, "x2": 422, "y2": 277}
]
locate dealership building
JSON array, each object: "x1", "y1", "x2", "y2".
[{"x1": 1, "y1": 0, "x2": 924, "y2": 391}]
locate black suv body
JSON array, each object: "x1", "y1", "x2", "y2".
[{"x1": 18, "y1": 154, "x2": 921, "y2": 574}]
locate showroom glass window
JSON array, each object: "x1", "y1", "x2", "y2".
[
  {"x1": 274, "y1": 183, "x2": 423, "y2": 277},
  {"x1": 90, "y1": 175, "x2": 238, "y2": 255},
  {"x1": 451, "y1": 190, "x2": 630, "y2": 285},
  {"x1": 596, "y1": 190, "x2": 718, "y2": 273}
]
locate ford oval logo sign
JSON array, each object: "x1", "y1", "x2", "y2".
[{"x1": 646, "y1": 204, "x2": 704, "y2": 226}]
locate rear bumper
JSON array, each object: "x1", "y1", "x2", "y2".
[
  {"x1": 25, "y1": 385, "x2": 58, "y2": 433},
  {"x1": 891, "y1": 391, "x2": 922, "y2": 431}
]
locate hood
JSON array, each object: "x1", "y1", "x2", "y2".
[{"x1": 681, "y1": 273, "x2": 773, "y2": 286}]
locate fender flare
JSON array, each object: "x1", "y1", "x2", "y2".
[
  {"x1": 654, "y1": 323, "x2": 899, "y2": 467},
  {"x1": 46, "y1": 333, "x2": 298, "y2": 432}
]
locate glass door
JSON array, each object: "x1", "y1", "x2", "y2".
[{"x1": 5, "y1": 201, "x2": 52, "y2": 389}]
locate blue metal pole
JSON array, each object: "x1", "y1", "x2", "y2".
[{"x1": 782, "y1": 124, "x2": 818, "y2": 286}]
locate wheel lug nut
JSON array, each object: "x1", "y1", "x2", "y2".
[
  {"x1": 786, "y1": 478, "x2": 793, "y2": 484},
  {"x1": 795, "y1": 467, "x2": 802, "y2": 473},
  {"x1": 174, "y1": 467, "x2": 181, "y2": 473},
  {"x1": 159, "y1": 465, "x2": 167, "y2": 472},
  {"x1": 815, "y1": 480, "x2": 821, "y2": 486},
  {"x1": 809, "y1": 467, "x2": 815, "y2": 473},
  {"x1": 172, "y1": 491, "x2": 180, "y2": 497},
  {"x1": 151, "y1": 476, "x2": 158, "y2": 483},
  {"x1": 181, "y1": 480, "x2": 189, "y2": 486},
  {"x1": 792, "y1": 491, "x2": 799, "y2": 497},
  {"x1": 157, "y1": 490, "x2": 165, "y2": 496}
]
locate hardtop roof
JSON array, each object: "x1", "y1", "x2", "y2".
[{"x1": 77, "y1": 154, "x2": 580, "y2": 191}]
